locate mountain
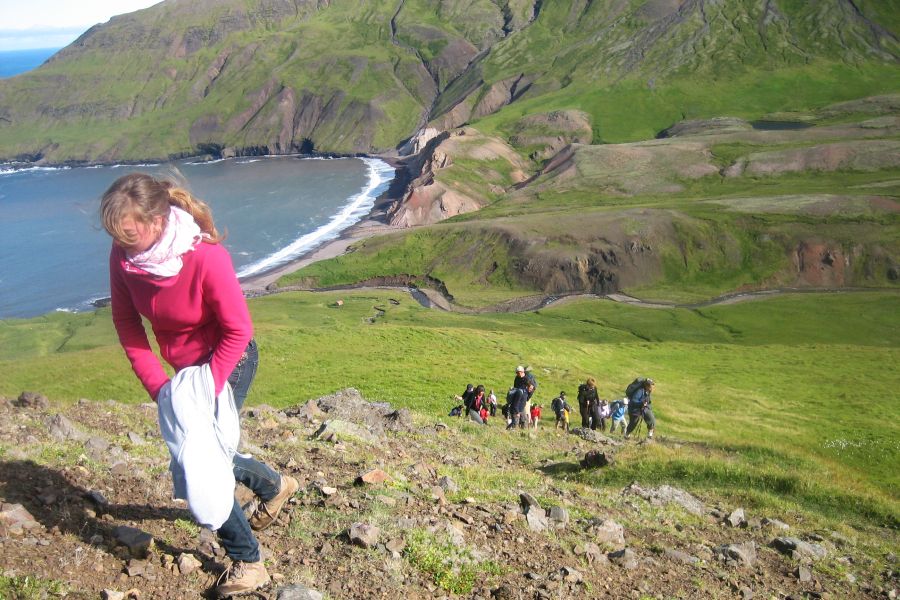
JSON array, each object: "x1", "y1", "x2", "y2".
[
  {"x1": 0, "y1": 0, "x2": 897, "y2": 163},
  {"x1": 1, "y1": 0, "x2": 898, "y2": 303}
]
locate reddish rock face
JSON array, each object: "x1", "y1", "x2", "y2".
[{"x1": 793, "y1": 242, "x2": 845, "y2": 287}]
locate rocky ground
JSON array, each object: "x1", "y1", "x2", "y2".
[{"x1": 1, "y1": 389, "x2": 897, "y2": 599}]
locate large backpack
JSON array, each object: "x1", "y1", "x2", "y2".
[{"x1": 625, "y1": 377, "x2": 649, "y2": 400}]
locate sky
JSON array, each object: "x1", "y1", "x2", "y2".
[{"x1": 0, "y1": 0, "x2": 162, "y2": 51}]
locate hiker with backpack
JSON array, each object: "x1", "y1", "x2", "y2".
[
  {"x1": 513, "y1": 365, "x2": 538, "y2": 424},
  {"x1": 551, "y1": 391, "x2": 569, "y2": 431},
  {"x1": 624, "y1": 378, "x2": 656, "y2": 439},
  {"x1": 505, "y1": 386, "x2": 528, "y2": 430},
  {"x1": 609, "y1": 398, "x2": 627, "y2": 435},
  {"x1": 577, "y1": 377, "x2": 600, "y2": 429}
]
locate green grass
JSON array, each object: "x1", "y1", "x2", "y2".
[
  {"x1": 0, "y1": 573, "x2": 66, "y2": 599},
  {"x1": 404, "y1": 528, "x2": 502, "y2": 594},
  {"x1": 2, "y1": 290, "x2": 898, "y2": 530}
]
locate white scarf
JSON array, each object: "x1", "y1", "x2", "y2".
[{"x1": 127, "y1": 206, "x2": 203, "y2": 277}]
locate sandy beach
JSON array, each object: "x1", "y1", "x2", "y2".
[{"x1": 240, "y1": 198, "x2": 402, "y2": 294}]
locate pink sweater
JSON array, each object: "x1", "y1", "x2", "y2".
[{"x1": 109, "y1": 241, "x2": 253, "y2": 401}]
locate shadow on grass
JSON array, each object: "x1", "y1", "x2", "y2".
[{"x1": 537, "y1": 461, "x2": 583, "y2": 476}]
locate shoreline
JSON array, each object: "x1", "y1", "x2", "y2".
[
  {"x1": 240, "y1": 211, "x2": 401, "y2": 293},
  {"x1": 240, "y1": 152, "x2": 409, "y2": 293}
]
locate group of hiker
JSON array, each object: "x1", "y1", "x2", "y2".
[{"x1": 450, "y1": 365, "x2": 657, "y2": 440}]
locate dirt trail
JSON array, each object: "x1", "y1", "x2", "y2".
[{"x1": 251, "y1": 282, "x2": 896, "y2": 313}]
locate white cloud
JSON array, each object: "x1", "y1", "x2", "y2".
[{"x1": 0, "y1": 1, "x2": 161, "y2": 50}]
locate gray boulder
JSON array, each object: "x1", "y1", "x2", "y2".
[
  {"x1": 771, "y1": 537, "x2": 828, "y2": 561},
  {"x1": 714, "y1": 541, "x2": 757, "y2": 568},
  {"x1": 622, "y1": 482, "x2": 706, "y2": 516},
  {"x1": 313, "y1": 420, "x2": 379, "y2": 444}
]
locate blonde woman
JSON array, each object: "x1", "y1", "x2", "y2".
[{"x1": 100, "y1": 173, "x2": 298, "y2": 597}]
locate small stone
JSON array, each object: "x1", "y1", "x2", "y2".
[
  {"x1": 319, "y1": 486, "x2": 337, "y2": 496},
  {"x1": 525, "y1": 509, "x2": 548, "y2": 532},
  {"x1": 386, "y1": 538, "x2": 406, "y2": 554},
  {"x1": 593, "y1": 519, "x2": 625, "y2": 548},
  {"x1": 276, "y1": 583, "x2": 325, "y2": 600},
  {"x1": 664, "y1": 548, "x2": 699, "y2": 564},
  {"x1": 437, "y1": 475, "x2": 459, "y2": 494},
  {"x1": 348, "y1": 523, "x2": 380, "y2": 548},
  {"x1": 127, "y1": 432, "x2": 146, "y2": 446},
  {"x1": 562, "y1": 566, "x2": 582, "y2": 583},
  {"x1": 0, "y1": 503, "x2": 41, "y2": 535},
  {"x1": 519, "y1": 492, "x2": 542, "y2": 513},
  {"x1": 430, "y1": 486, "x2": 446, "y2": 502},
  {"x1": 356, "y1": 468, "x2": 391, "y2": 485},
  {"x1": 714, "y1": 541, "x2": 757, "y2": 568},
  {"x1": 726, "y1": 508, "x2": 746, "y2": 528},
  {"x1": 177, "y1": 553, "x2": 202, "y2": 575},
  {"x1": 580, "y1": 450, "x2": 612, "y2": 468},
  {"x1": 608, "y1": 548, "x2": 638, "y2": 570},
  {"x1": 797, "y1": 565, "x2": 813, "y2": 583},
  {"x1": 771, "y1": 537, "x2": 827, "y2": 560},
  {"x1": 548, "y1": 506, "x2": 569, "y2": 528},
  {"x1": 125, "y1": 559, "x2": 147, "y2": 577},
  {"x1": 739, "y1": 587, "x2": 754, "y2": 600},
  {"x1": 102, "y1": 591, "x2": 126, "y2": 600},
  {"x1": 113, "y1": 525, "x2": 154, "y2": 558},
  {"x1": 15, "y1": 391, "x2": 49, "y2": 409}
]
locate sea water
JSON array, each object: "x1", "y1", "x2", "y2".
[
  {"x1": 0, "y1": 156, "x2": 395, "y2": 319},
  {"x1": 0, "y1": 48, "x2": 60, "y2": 79}
]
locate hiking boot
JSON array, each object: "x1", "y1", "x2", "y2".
[
  {"x1": 249, "y1": 475, "x2": 299, "y2": 531},
  {"x1": 214, "y1": 560, "x2": 270, "y2": 597}
]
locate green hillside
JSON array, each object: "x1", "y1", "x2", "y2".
[{"x1": 0, "y1": 0, "x2": 897, "y2": 162}]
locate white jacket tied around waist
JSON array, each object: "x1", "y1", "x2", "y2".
[{"x1": 157, "y1": 364, "x2": 239, "y2": 530}]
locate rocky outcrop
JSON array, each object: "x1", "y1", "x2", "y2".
[{"x1": 388, "y1": 127, "x2": 529, "y2": 227}]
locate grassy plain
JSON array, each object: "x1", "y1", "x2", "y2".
[{"x1": 2, "y1": 290, "x2": 898, "y2": 530}]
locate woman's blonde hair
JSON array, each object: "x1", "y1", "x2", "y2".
[
  {"x1": 100, "y1": 172, "x2": 222, "y2": 246},
  {"x1": 586, "y1": 377, "x2": 596, "y2": 387}
]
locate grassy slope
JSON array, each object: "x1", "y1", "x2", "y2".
[{"x1": 2, "y1": 291, "x2": 898, "y2": 528}]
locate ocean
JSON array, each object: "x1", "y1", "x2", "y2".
[
  {"x1": 0, "y1": 156, "x2": 395, "y2": 319},
  {"x1": 0, "y1": 48, "x2": 60, "y2": 79}
]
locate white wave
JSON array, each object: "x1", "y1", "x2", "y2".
[
  {"x1": 236, "y1": 157, "x2": 395, "y2": 278},
  {"x1": 0, "y1": 164, "x2": 72, "y2": 176}
]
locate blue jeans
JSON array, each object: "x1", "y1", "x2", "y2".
[{"x1": 217, "y1": 339, "x2": 282, "y2": 562}]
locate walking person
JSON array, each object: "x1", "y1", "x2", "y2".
[
  {"x1": 488, "y1": 389, "x2": 497, "y2": 416},
  {"x1": 625, "y1": 378, "x2": 657, "y2": 440},
  {"x1": 577, "y1": 377, "x2": 599, "y2": 429},
  {"x1": 513, "y1": 365, "x2": 537, "y2": 425},
  {"x1": 593, "y1": 398, "x2": 610, "y2": 432},
  {"x1": 100, "y1": 173, "x2": 298, "y2": 597},
  {"x1": 551, "y1": 391, "x2": 569, "y2": 431},
  {"x1": 505, "y1": 387, "x2": 528, "y2": 430},
  {"x1": 609, "y1": 398, "x2": 627, "y2": 435}
]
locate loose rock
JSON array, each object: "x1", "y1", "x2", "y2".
[
  {"x1": 714, "y1": 541, "x2": 757, "y2": 568},
  {"x1": 113, "y1": 525, "x2": 154, "y2": 558},
  {"x1": 276, "y1": 583, "x2": 325, "y2": 600},
  {"x1": 348, "y1": 523, "x2": 380, "y2": 548},
  {"x1": 15, "y1": 391, "x2": 49, "y2": 409},
  {"x1": 771, "y1": 537, "x2": 828, "y2": 561}
]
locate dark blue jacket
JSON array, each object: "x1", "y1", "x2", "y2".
[{"x1": 628, "y1": 388, "x2": 651, "y2": 413}]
